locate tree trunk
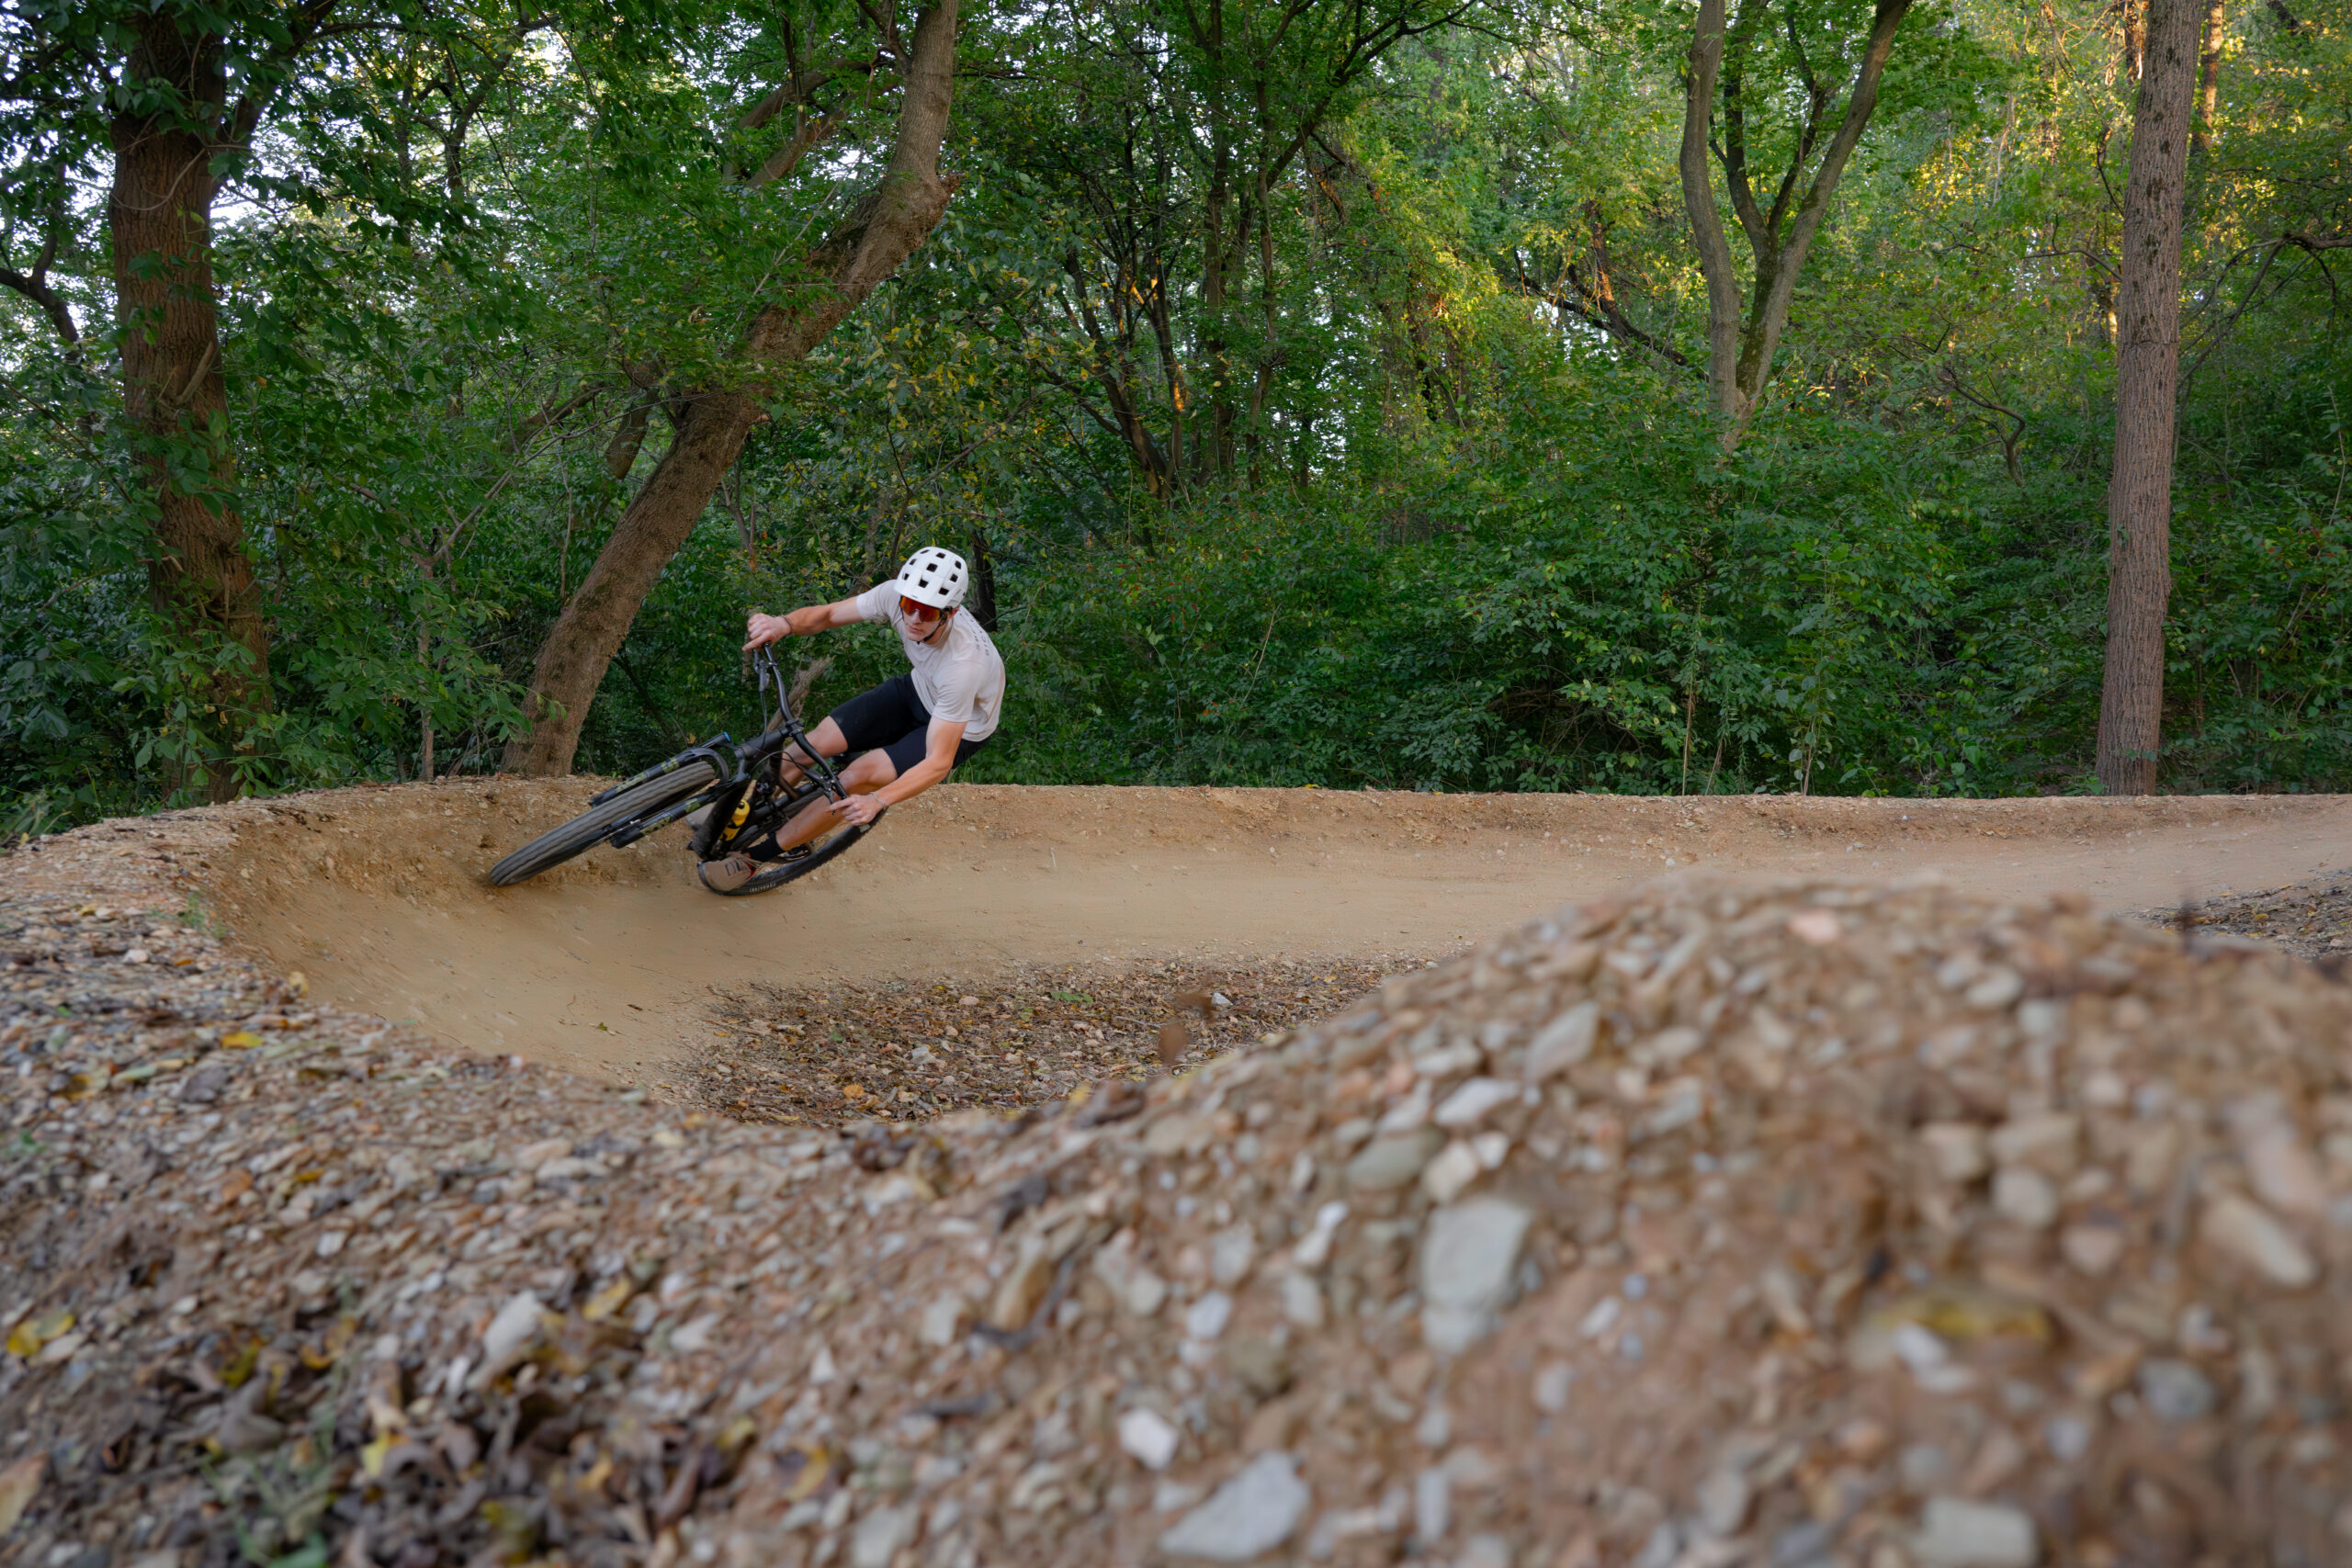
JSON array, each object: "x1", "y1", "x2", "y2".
[
  {"x1": 110, "y1": 15, "x2": 272, "y2": 802},
  {"x1": 503, "y1": 0, "x2": 965, "y2": 776},
  {"x1": 2095, "y1": 0, "x2": 2199, "y2": 795},
  {"x1": 1726, "y1": 0, "x2": 1909, "y2": 419},
  {"x1": 1680, "y1": 0, "x2": 1910, "y2": 442},
  {"x1": 967, "y1": 526, "x2": 998, "y2": 634},
  {"x1": 1679, "y1": 0, "x2": 1745, "y2": 423},
  {"x1": 2191, "y1": 0, "x2": 2226, "y2": 156}
]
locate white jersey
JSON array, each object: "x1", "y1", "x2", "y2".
[{"x1": 854, "y1": 582, "x2": 1006, "y2": 742}]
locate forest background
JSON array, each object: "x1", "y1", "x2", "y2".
[{"x1": 3, "y1": 0, "x2": 2348, "y2": 829}]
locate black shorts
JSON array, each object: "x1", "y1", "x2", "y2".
[{"x1": 827, "y1": 673, "x2": 991, "y2": 777}]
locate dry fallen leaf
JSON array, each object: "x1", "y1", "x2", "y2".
[
  {"x1": 219, "y1": 1030, "x2": 264, "y2": 1049},
  {"x1": 775, "y1": 1439, "x2": 830, "y2": 1502},
  {"x1": 0, "y1": 1452, "x2": 43, "y2": 1535},
  {"x1": 6, "y1": 1308, "x2": 73, "y2": 1359},
  {"x1": 581, "y1": 1278, "x2": 634, "y2": 1322}
]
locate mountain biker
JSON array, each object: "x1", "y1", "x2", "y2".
[{"x1": 695, "y1": 547, "x2": 1004, "y2": 893}]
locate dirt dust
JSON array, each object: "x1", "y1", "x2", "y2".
[{"x1": 187, "y1": 780, "x2": 2352, "y2": 1080}]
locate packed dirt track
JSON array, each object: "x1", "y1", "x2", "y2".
[{"x1": 169, "y1": 780, "x2": 2352, "y2": 1078}]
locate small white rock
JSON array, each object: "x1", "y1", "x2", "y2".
[
  {"x1": 1991, "y1": 1168, "x2": 2059, "y2": 1230},
  {"x1": 1893, "y1": 1323, "x2": 1951, "y2": 1371},
  {"x1": 1435, "y1": 1077, "x2": 1521, "y2": 1129},
  {"x1": 480, "y1": 1292, "x2": 543, "y2": 1365},
  {"x1": 1413, "y1": 1043, "x2": 1484, "y2": 1080},
  {"x1": 1458, "y1": 1533, "x2": 1514, "y2": 1568},
  {"x1": 1413, "y1": 1466, "x2": 1451, "y2": 1543},
  {"x1": 1415, "y1": 1404, "x2": 1452, "y2": 1448},
  {"x1": 919, "y1": 1293, "x2": 966, "y2": 1348},
  {"x1": 1211, "y1": 1224, "x2": 1257, "y2": 1286},
  {"x1": 1421, "y1": 1141, "x2": 1483, "y2": 1203},
  {"x1": 1119, "y1": 1407, "x2": 1182, "y2": 1471},
  {"x1": 849, "y1": 1504, "x2": 919, "y2": 1568},
  {"x1": 1914, "y1": 1495, "x2": 2039, "y2": 1567},
  {"x1": 1185, "y1": 1291, "x2": 1234, "y2": 1341},
  {"x1": 1294, "y1": 1201, "x2": 1349, "y2": 1268},
  {"x1": 2058, "y1": 1224, "x2": 2125, "y2": 1277},
  {"x1": 1987, "y1": 1112, "x2": 2080, "y2": 1176},
  {"x1": 1419, "y1": 1197, "x2": 1533, "y2": 1353},
  {"x1": 1442, "y1": 1444, "x2": 1504, "y2": 1488},
  {"x1": 1280, "y1": 1271, "x2": 1325, "y2": 1329},
  {"x1": 1921, "y1": 1123, "x2": 1989, "y2": 1183},
  {"x1": 1158, "y1": 1452, "x2": 1311, "y2": 1562},
  {"x1": 1962, "y1": 967, "x2": 2026, "y2": 1010},
  {"x1": 1524, "y1": 1002, "x2": 1599, "y2": 1081},
  {"x1": 2242, "y1": 1122, "x2": 2328, "y2": 1217},
  {"x1": 2202, "y1": 1193, "x2": 2318, "y2": 1287},
  {"x1": 1695, "y1": 1467, "x2": 1752, "y2": 1537}
]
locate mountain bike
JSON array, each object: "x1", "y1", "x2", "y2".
[{"x1": 487, "y1": 647, "x2": 877, "y2": 897}]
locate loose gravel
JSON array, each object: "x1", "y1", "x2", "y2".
[
  {"x1": 2188, "y1": 872, "x2": 2352, "y2": 965},
  {"x1": 8, "y1": 813, "x2": 2352, "y2": 1568},
  {"x1": 684, "y1": 958, "x2": 1430, "y2": 1126}
]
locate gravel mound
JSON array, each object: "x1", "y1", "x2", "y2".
[{"x1": 8, "y1": 869, "x2": 2352, "y2": 1568}]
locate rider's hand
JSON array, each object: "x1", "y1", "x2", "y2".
[
  {"x1": 744, "y1": 612, "x2": 794, "y2": 651},
  {"x1": 831, "y1": 794, "x2": 885, "y2": 827}
]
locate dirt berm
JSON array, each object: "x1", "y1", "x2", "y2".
[
  {"x1": 178, "y1": 780, "x2": 2351, "y2": 1077},
  {"x1": 2, "y1": 784, "x2": 2351, "y2": 1568}
]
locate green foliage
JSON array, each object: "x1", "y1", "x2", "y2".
[{"x1": 3, "y1": 0, "x2": 2349, "y2": 821}]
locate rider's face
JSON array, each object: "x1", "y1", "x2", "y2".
[{"x1": 903, "y1": 601, "x2": 953, "y2": 643}]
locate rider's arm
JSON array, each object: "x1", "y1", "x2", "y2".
[
  {"x1": 872, "y1": 719, "x2": 966, "y2": 807},
  {"x1": 744, "y1": 596, "x2": 865, "y2": 650}
]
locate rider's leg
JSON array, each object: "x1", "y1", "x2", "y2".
[
  {"x1": 775, "y1": 716, "x2": 848, "y2": 787},
  {"x1": 768, "y1": 748, "x2": 898, "y2": 852}
]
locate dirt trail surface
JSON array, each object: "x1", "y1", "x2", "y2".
[
  {"x1": 160, "y1": 779, "x2": 2352, "y2": 1080},
  {"x1": 7, "y1": 801, "x2": 2352, "y2": 1568}
]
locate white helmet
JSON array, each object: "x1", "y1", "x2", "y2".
[{"x1": 895, "y1": 547, "x2": 969, "y2": 611}]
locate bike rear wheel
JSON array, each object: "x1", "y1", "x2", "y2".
[{"x1": 488, "y1": 761, "x2": 718, "y2": 887}]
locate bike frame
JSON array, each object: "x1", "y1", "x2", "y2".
[{"x1": 597, "y1": 647, "x2": 853, "y2": 850}]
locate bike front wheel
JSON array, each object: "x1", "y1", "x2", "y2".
[{"x1": 488, "y1": 761, "x2": 718, "y2": 887}]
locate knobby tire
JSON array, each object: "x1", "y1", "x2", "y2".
[{"x1": 488, "y1": 761, "x2": 717, "y2": 887}]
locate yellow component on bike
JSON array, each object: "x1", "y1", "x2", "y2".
[{"x1": 730, "y1": 794, "x2": 752, "y2": 829}]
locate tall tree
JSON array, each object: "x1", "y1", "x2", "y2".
[
  {"x1": 5, "y1": 3, "x2": 333, "y2": 797},
  {"x1": 1678, "y1": 0, "x2": 1913, "y2": 440},
  {"x1": 991, "y1": 0, "x2": 1465, "y2": 500},
  {"x1": 2094, "y1": 0, "x2": 2201, "y2": 795},
  {"x1": 2, "y1": 0, "x2": 528, "y2": 799},
  {"x1": 502, "y1": 0, "x2": 966, "y2": 775}
]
